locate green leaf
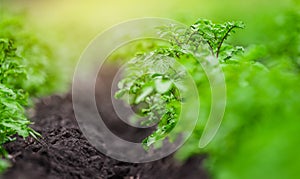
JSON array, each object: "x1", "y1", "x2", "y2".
[
  {"x1": 135, "y1": 86, "x2": 153, "y2": 104},
  {"x1": 154, "y1": 78, "x2": 173, "y2": 93}
]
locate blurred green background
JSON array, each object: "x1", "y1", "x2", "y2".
[
  {"x1": 3, "y1": 0, "x2": 299, "y2": 70},
  {"x1": 1, "y1": 0, "x2": 300, "y2": 178}
]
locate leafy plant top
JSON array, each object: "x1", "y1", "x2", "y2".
[
  {"x1": 115, "y1": 19, "x2": 244, "y2": 149},
  {"x1": 0, "y1": 39, "x2": 39, "y2": 172}
]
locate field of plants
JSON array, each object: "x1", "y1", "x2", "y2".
[{"x1": 1, "y1": 0, "x2": 300, "y2": 178}]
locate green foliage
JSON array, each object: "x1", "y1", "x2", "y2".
[
  {"x1": 0, "y1": 11, "x2": 67, "y2": 96},
  {"x1": 263, "y1": 10, "x2": 300, "y2": 70},
  {"x1": 203, "y1": 10, "x2": 300, "y2": 179},
  {"x1": 0, "y1": 159, "x2": 10, "y2": 173},
  {"x1": 0, "y1": 39, "x2": 40, "y2": 172},
  {"x1": 175, "y1": 10, "x2": 300, "y2": 179},
  {"x1": 0, "y1": 11, "x2": 66, "y2": 173},
  {"x1": 116, "y1": 13, "x2": 300, "y2": 178},
  {"x1": 115, "y1": 19, "x2": 243, "y2": 149},
  {"x1": 196, "y1": 63, "x2": 300, "y2": 179},
  {"x1": 191, "y1": 19, "x2": 244, "y2": 58},
  {"x1": 157, "y1": 19, "x2": 245, "y2": 61},
  {"x1": 115, "y1": 52, "x2": 183, "y2": 149}
]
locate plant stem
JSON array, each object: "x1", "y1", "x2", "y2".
[{"x1": 216, "y1": 25, "x2": 237, "y2": 58}]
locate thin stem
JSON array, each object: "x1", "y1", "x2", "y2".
[
  {"x1": 185, "y1": 31, "x2": 198, "y2": 44},
  {"x1": 194, "y1": 28, "x2": 215, "y2": 56},
  {"x1": 216, "y1": 25, "x2": 237, "y2": 58},
  {"x1": 206, "y1": 41, "x2": 215, "y2": 56}
]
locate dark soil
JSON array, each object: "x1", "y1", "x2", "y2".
[{"x1": 2, "y1": 66, "x2": 209, "y2": 179}]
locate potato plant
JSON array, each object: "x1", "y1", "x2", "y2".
[
  {"x1": 198, "y1": 10, "x2": 300, "y2": 179},
  {"x1": 0, "y1": 11, "x2": 67, "y2": 96},
  {"x1": 0, "y1": 11, "x2": 68, "y2": 172},
  {"x1": 115, "y1": 19, "x2": 244, "y2": 149},
  {"x1": 0, "y1": 39, "x2": 40, "y2": 172},
  {"x1": 115, "y1": 14, "x2": 300, "y2": 178}
]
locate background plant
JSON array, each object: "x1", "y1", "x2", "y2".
[
  {"x1": 0, "y1": 11, "x2": 69, "y2": 172},
  {"x1": 174, "y1": 10, "x2": 300, "y2": 179},
  {"x1": 0, "y1": 39, "x2": 39, "y2": 172},
  {"x1": 0, "y1": 11, "x2": 67, "y2": 96}
]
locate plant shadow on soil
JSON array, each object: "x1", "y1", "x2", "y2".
[{"x1": 2, "y1": 66, "x2": 209, "y2": 179}]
